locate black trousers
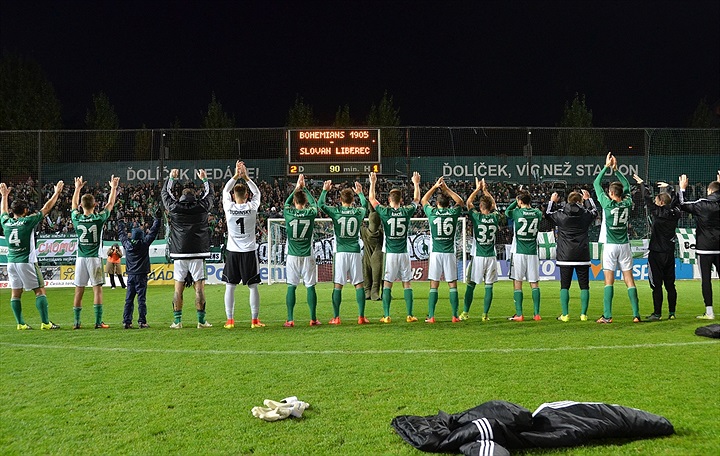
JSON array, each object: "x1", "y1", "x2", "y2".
[
  {"x1": 648, "y1": 251, "x2": 677, "y2": 315},
  {"x1": 698, "y1": 253, "x2": 720, "y2": 308},
  {"x1": 559, "y1": 265, "x2": 589, "y2": 290},
  {"x1": 123, "y1": 275, "x2": 149, "y2": 324}
]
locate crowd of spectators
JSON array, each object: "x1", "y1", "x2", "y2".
[{"x1": 1, "y1": 175, "x2": 710, "y2": 246}]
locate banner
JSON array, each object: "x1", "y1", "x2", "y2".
[
  {"x1": 676, "y1": 228, "x2": 696, "y2": 264},
  {"x1": 42, "y1": 159, "x2": 286, "y2": 185},
  {"x1": 537, "y1": 232, "x2": 556, "y2": 260},
  {"x1": 387, "y1": 155, "x2": 646, "y2": 184}
]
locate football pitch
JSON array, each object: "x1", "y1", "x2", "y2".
[{"x1": 1, "y1": 280, "x2": 718, "y2": 455}]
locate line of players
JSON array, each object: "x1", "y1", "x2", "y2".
[{"x1": 2, "y1": 153, "x2": 718, "y2": 330}]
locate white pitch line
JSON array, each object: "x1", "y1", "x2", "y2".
[{"x1": 0, "y1": 340, "x2": 716, "y2": 356}]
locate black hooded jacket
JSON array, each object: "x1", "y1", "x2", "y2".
[
  {"x1": 545, "y1": 199, "x2": 597, "y2": 265},
  {"x1": 161, "y1": 177, "x2": 214, "y2": 259},
  {"x1": 640, "y1": 183, "x2": 681, "y2": 254},
  {"x1": 678, "y1": 190, "x2": 720, "y2": 254},
  {"x1": 118, "y1": 218, "x2": 161, "y2": 275}
]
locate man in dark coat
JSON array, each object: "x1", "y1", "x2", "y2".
[
  {"x1": 545, "y1": 190, "x2": 597, "y2": 321},
  {"x1": 118, "y1": 214, "x2": 161, "y2": 328}
]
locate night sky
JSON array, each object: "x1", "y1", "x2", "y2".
[{"x1": 2, "y1": 0, "x2": 718, "y2": 129}]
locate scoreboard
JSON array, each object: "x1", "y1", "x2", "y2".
[{"x1": 287, "y1": 129, "x2": 381, "y2": 175}]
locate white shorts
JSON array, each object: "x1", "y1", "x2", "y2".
[
  {"x1": 602, "y1": 243, "x2": 633, "y2": 272},
  {"x1": 286, "y1": 255, "x2": 317, "y2": 287},
  {"x1": 384, "y1": 252, "x2": 413, "y2": 283},
  {"x1": 509, "y1": 253, "x2": 539, "y2": 282},
  {"x1": 333, "y1": 252, "x2": 363, "y2": 285},
  {"x1": 468, "y1": 256, "x2": 498, "y2": 285},
  {"x1": 428, "y1": 252, "x2": 458, "y2": 282},
  {"x1": 174, "y1": 259, "x2": 207, "y2": 282},
  {"x1": 8, "y1": 263, "x2": 45, "y2": 291},
  {"x1": 74, "y1": 257, "x2": 105, "y2": 287}
]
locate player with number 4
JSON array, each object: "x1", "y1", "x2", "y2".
[
  {"x1": 368, "y1": 171, "x2": 422, "y2": 323},
  {"x1": 593, "y1": 152, "x2": 641, "y2": 323},
  {"x1": 505, "y1": 186, "x2": 543, "y2": 321},
  {"x1": 1, "y1": 180, "x2": 65, "y2": 330}
]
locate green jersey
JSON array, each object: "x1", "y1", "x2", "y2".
[
  {"x1": 375, "y1": 203, "x2": 418, "y2": 254},
  {"x1": 505, "y1": 201, "x2": 542, "y2": 255},
  {"x1": 1, "y1": 212, "x2": 43, "y2": 263},
  {"x1": 72, "y1": 209, "x2": 110, "y2": 258},
  {"x1": 319, "y1": 190, "x2": 367, "y2": 253},
  {"x1": 469, "y1": 209, "x2": 500, "y2": 258},
  {"x1": 593, "y1": 166, "x2": 632, "y2": 245},
  {"x1": 424, "y1": 204, "x2": 463, "y2": 254},
  {"x1": 283, "y1": 189, "x2": 318, "y2": 257}
]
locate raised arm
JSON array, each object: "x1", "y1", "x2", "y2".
[
  {"x1": 105, "y1": 175, "x2": 120, "y2": 211},
  {"x1": 162, "y1": 169, "x2": 178, "y2": 209},
  {"x1": 72, "y1": 176, "x2": 85, "y2": 211},
  {"x1": 368, "y1": 172, "x2": 379, "y2": 208},
  {"x1": 581, "y1": 189, "x2": 598, "y2": 217},
  {"x1": 354, "y1": 181, "x2": 367, "y2": 211},
  {"x1": 40, "y1": 180, "x2": 65, "y2": 216},
  {"x1": 196, "y1": 169, "x2": 214, "y2": 210},
  {"x1": 422, "y1": 177, "x2": 442, "y2": 206},
  {"x1": 466, "y1": 178, "x2": 483, "y2": 210},
  {"x1": 505, "y1": 199, "x2": 517, "y2": 219},
  {"x1": 241, "y1": 163, "x2": 260, "y2": 207},
  {"x1": 411, "y1": 171, "x2": 421, "y2": 204},
  {"x1": 145, "y1": 216, "x2": 162, "y2": 243},
  {"x1": 633, "y1": 174, "x2": 654, "y2": 207},
  {"x1": 441, "y1": 180, "x2": 465, "y2": 207},
  {"x1": 615, "y1": 168, "x2": 631, "y2": 196},
  {"x1": 223, "y1": 161, "x2": 241, "y2": 206},
  {"x1": 0, "y1": 183, "x2": 9, "y2": 214},
  {"x1": 318, "y1": 180, "x2": 331, "y2": 211}
]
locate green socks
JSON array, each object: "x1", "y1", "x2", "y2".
[
  {"x1": 580, "y1": 289, "x2": 590, "y2": 315},
  {"x1": 404, "y1": 288, "x2": 414, "y2": 316},
  {"x1": 449, "y1": 288, "x2": 459, "y2": 317},
  {"x1": 513, "y1": 290, "x2": 523, "y2": 315},
  {"x1": 73, "y1": 306, "x2": 82, "y2": 325},
  {"x1": 428, "y1": 288, "x2": 438, "y2": 318},
  {"x1": 560, "y1": 289, "x2": 570, "y2": 315},
  {"x1": 603, "y1": 285, "x2": 614, "y2": 318},
  {"x1": 286, "y1": 285, "x2": 297, "y2": 321},
  {"x1": 532, "y1": 288, "x2": 540, "y2": 316},
  {"x1": 332, "y1": 289, "x2": 341, "y2": 318},
  {"x1": 464, "y1": 282, "x2": 476, "y2": 313},
  {"x1": 10, "y1": 299, "x2": 25, "y2": 325},
  {"x1": 382, "y1": 288, "x2": 391, "y2": 317},
  {"x1": 197, "y1": 310, "x2": 206, "y2": 324},
  {"x1": 93, "y1": 304, "x2": 103, "y2": 325},
  {"x1": 483, "y1": 286, "x2": 493, "y2": 314},
  {"x1": 307, "y1": 286, "x2": 317, "y2": 320},
  {"x1": 35, "y1": 295, "x2": 49, "y2": 324},
  {"x1": 356, "y1": 287, "x2": 366, "y2": 317},
  {"x1": 628, "y1": 287, "x2": 640, "y2": 317},
  {"x1": 173, "y1": 310, "x2": 182, "y2": 324}
]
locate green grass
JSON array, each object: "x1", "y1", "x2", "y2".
[{"x1": 1, "y1": 280, "x2": 719, "y2": 455}]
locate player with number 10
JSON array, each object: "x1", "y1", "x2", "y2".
[{"x1": 318, "y1": 179, "x2": 369, "y2": 324}]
